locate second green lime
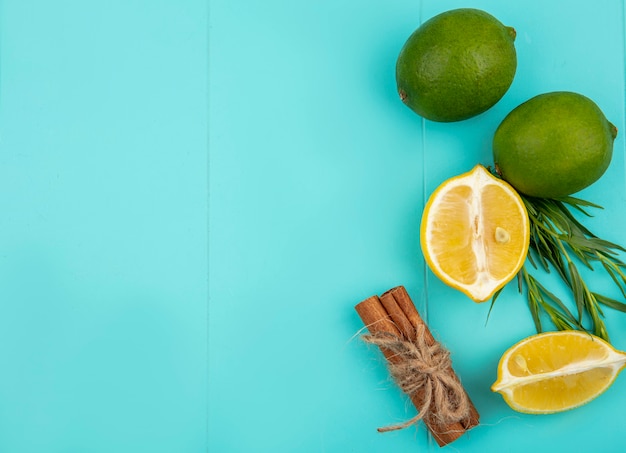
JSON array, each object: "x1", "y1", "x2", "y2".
[
  {"x1": 396, "y1": 8, "x2": 517, "y2": 122},
  {"x1": 493, "y1": 91, "x2": 617, "y2": 198}
]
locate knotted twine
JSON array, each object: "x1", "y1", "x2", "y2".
[{"x1": 363, "y1": 324, "x2": 471, "y2": 432}]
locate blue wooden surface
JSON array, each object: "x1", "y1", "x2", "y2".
[
  {"x1": 209, "y1": 0, "x2": 626, "y2": 452},
  {"x1": 0, "y1": 0, "x2": 624, "y2": 451},
  {"x1": 0, "y1": 1, "x2": 208, "y2": 451}
]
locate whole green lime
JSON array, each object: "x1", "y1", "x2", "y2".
[
  {"x1": 396, "y1": 8, "x2": 517, "y2": 122},
  {"x1": 493, "y1": 91, "x2": 617, "y2": 198}
]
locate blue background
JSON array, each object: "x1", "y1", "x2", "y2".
[
  {"x1": 0, "y1": 0, "x2": 207, "y2": 451},
  {"x1": 0, "y1": 0, "x2": 624, "y2": 452}
]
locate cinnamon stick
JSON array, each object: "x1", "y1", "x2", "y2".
[{"x1": 355, "y1": 286, "x2": 479, "y2": 447}]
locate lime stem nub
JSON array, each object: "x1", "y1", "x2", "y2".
[
  {"x1": 399, "y1": 89, "x2": 407, "y2": 103},
  {"x1": 609, "y1": 122, "x2": 618, "y2": 139},
  {"x1": 507, "y1": 26, "x2": 517, "y2": 41}
]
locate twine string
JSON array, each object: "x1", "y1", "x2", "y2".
[{"x1": 363, "y1": 324, "x2": 470, "y2": 432}]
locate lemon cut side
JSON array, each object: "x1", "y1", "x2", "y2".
[
  {"x1": 492, "y1": 330, "x2": 626, "y2": 414},
  {"x1": 420, "y1": 165, "x2": 530, "y2": 302}
]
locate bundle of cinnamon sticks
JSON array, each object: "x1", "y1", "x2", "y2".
[{"x1": 355, "y1": 286, "x2": 479, "y2": 447}]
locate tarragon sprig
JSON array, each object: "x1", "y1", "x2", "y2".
[{"x1": 516, "y1": 195, "x2": 626, "y2": 342}]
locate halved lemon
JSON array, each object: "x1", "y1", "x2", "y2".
[
  {"x1": 420, "y1": 165, "x2": 529, "y2": 302},
  {"x1": 492, "y1": 330, "x2": 626, "y2": 414}
]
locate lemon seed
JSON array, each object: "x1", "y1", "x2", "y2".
[{"x1": 495, "y1": 226, "x2": 510, "y2": 244}]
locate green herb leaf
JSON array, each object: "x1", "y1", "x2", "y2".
[{"x1": 511, "y1": 195, "x2": 626, "y2": 342}]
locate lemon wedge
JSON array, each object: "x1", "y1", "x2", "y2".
[
  {"x1": 492, "y1": 330, "x2": 626, "y2": 414},
  {"x1": 420, "y1": 165, "x2": 530, "y2": 302}
]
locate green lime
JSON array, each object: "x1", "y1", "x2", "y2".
[
  {"x1": 493, "y1": 91, "x2": 617, "y2": 198},
  {"x1": 396, "y1": 8, "x2": 517, "y2": 122}
]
